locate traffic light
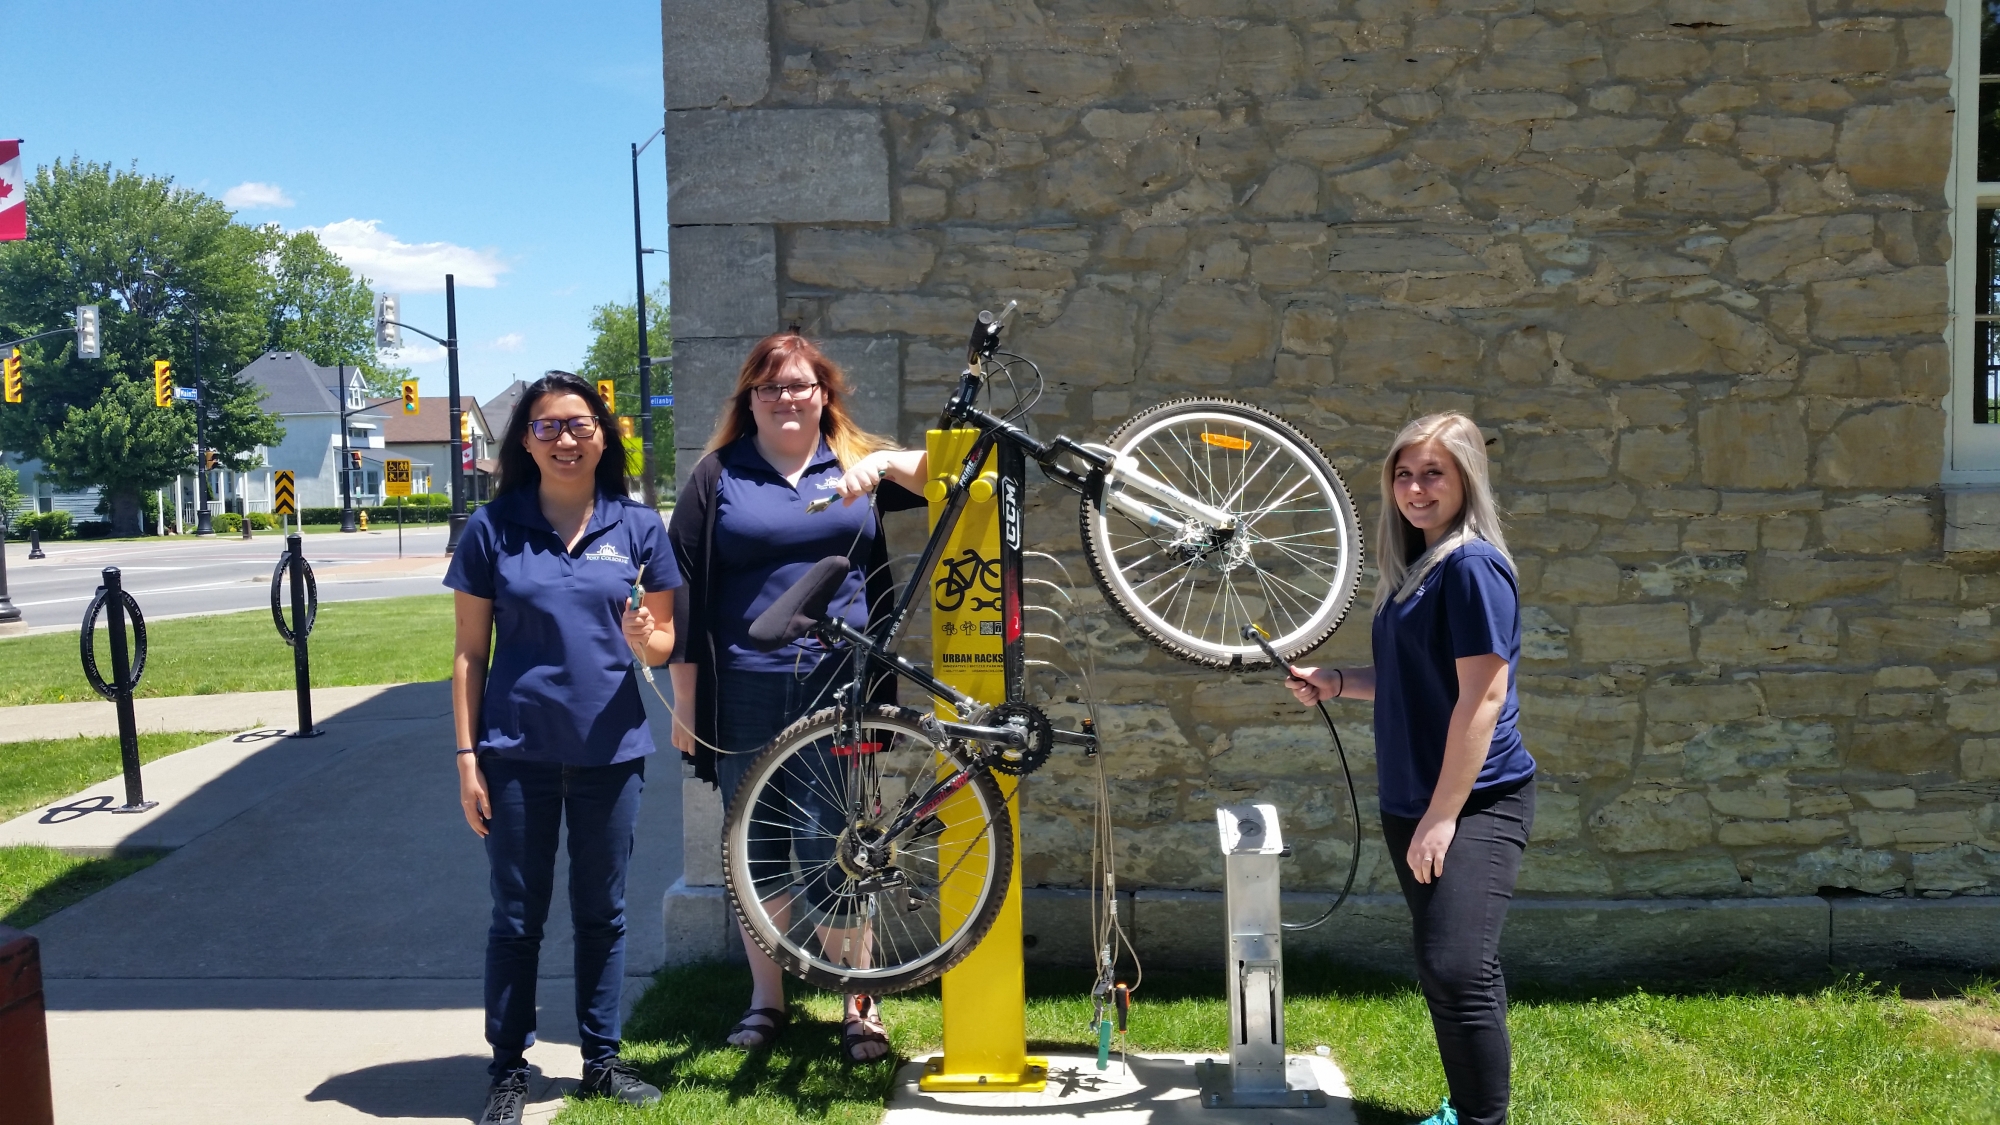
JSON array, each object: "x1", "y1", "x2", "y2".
[
  {"x1": 401, "y1": 379, "x2": 419, "y2": 414},
  {"x1": 597, "y1": 380, "x2": 616, "y2": 410},
  {"x1": 3, "y1": 350, "x2": 21, "y2": 404},
  {"x1": 75, "y1": 305, "x2": 101, "y2": 360},
  {"x1": 460, "y1": 412, "x2": 471, "y2": 441},
  {"x1": 618, "y1": 415, "x2": 635, "y2": 439},
  {"x1": 349, "y1": 450, "x2": 363, "y2": 470},
  {"x1": 154, "y1": 359, "x2": 174, "y2": 407},
  {"x1": 376, "y1": 294, "x2": 401, "y2": 349},
  {"x1": 204, "y1": 449, "x2": 219, "y2": 471}
]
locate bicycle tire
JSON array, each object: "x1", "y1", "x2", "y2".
[
  {"x1": 722, "y1": 704, "x2": 1014, "y2": 994},
  {"x1": 1080, "y1": 397, "x2": 1363, "y2": 667}
]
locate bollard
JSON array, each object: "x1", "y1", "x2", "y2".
[
  {"x1": 272, "y1": 534, "x2": 324, "y2": 738},
  {"x1": 0, "y1": 926, "x2": 55, "y2": 1125},
  {"x1": 241, "y1": 512, "x2": 253, "y2": 540},
  {"x1": 79, "y1": 567, "x2": 156, "y2": 813},
  {"x1": 26, "y1": 529, "x2": 44, "y2": 560}
]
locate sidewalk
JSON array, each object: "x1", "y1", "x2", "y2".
[{"x1": 12, "y1": 680, "x2": 686, "y2": 1123}]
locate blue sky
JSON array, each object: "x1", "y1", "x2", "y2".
[{"x1": 7, "y1": 0, "x2": 666, "y2": 406}]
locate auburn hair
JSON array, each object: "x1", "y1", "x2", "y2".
[{"x1": 703, "y1": 333, "x2": 895, "y2": 467}]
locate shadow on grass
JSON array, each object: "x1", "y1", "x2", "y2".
[{"x1": 0, "y1": 847, "x2": 164, "y2": 929}]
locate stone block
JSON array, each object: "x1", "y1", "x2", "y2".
[
  {"x1": 818, "y1": 337, "x2": 903, "y2": 442},
  {"x1": 1565, "y1": 304, "x2": 1712, "y2": 381},
  {"x1": 1139, "y1": 285, "x2": 1274, "y2": 385},
  {"x1": 788, "y1": 230, "x2": 936, "y2": 291},
  {"x1": 1965, "y1": 739, "x2": 2000, "y2": 782},
  {"x1": 1338, "y1": 308, "x2": 1482, "y2": 384},
  {"x1": 1822, "y1": 499, "x2": 1935, "y2": 554},
  {"x1": 1635, "y1": 150, "x2": 1771, "y2": 216},
  {"x1": 669, "y1": 337, "x2": 758, "y2": 489},
  {"x1": 1022, "y1": 887, "x2": 1132, "y2": 967},
  {"x1": 683, "y1": 772, "x2": 725, "y2": 886},
  {"x1": 1590, "y1": 787, "x2": 1713, "y2": 852},
  {"x1": 1501, "y1": 898, "x2": 1830, "y2": 980},
  {"x1": 661, "y1": 879, "x2": 746, "y2": 965},
  {"x1": 663, "y1": 0, "x2": 768, "y2": 109},
  {"x1": 667, "y1": 109, "x2": 890, "y2": 224},
  {"x1": 1697, "y1": 608, "x2": 1839, "y2": 666},
  {"x1": 1325, "y1": 234, "x2": 1479, "y2": 273},
  {"x1": 1945, "y1": 489, "x2": 2000, "y2": 554},
  {"x1": 1698, "y1": 401, "x2": 1808, "y2": 489},
  {"x1": 1831, "y1": 897, "x2": 2000, "y2": 971},
  {"x1": 1836, "y1": 100, "x2": 1952, "y2": 194},
  {"x1": 1810, "y1": 268, "x2": 1948, "y2": 340},
  {"x1": 1814, "y1": 405, "x2": 1944, "y2": 489},
  {"x1": 1130, "y1": 890, "x2": 1411, "y2": 973},
  {"x1": 1574, "y1": 603, "x2": 1692, "y2": 665},
  {"x1": 669, "y1": 225, "x2": 777, "y2": 339}
]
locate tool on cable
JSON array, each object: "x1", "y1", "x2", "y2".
[
  {"x1": 1241, "y1": 623, "x2": 1360, "y2": 932},
  {"x1": 629, "y1": 563, "x2": 657, "y2": 687}
]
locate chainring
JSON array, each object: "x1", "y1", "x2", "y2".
[{"x1": 987, "y1": 701, "x2": 1055, "y2": 776}]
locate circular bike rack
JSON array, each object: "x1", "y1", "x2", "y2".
[
  {"x1": 80, "y1": 585, "x2": 147, "y2": 700},
  {"x1": 270, "y1": 550, "x2": 318, "y2": 645}
]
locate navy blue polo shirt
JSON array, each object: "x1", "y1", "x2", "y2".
[
  {"x1": 443, "y1": 489, "x2": 682, "y2": 766},
  {"x1": 1371, "y1": 538, "x2": 1535, "y2": 819},
  {"x1": 713, "y1": 436, "x2": 873, "y2": 673}
]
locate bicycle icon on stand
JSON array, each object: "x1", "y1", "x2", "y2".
[{"x1": 932, "y1": 547, "x2": 1000, "y2": 612}]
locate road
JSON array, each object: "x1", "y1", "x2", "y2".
[{"x1": 1, "y1": 526, "x2": 453, "y2": 633}]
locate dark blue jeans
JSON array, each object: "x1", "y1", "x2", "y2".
[
  {"x1": 715, "y1": 663, "x2": 851, "y2": 920},
  {"x1": 480, "y1": 753, "x2": 645, "y2": 1075}
]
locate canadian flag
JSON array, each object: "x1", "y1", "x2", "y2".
[{"x1": 0, "y1": 140, "x2": 23, "y2": 242}]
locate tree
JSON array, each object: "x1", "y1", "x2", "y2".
[
  {"x1": 0, "y1": 159, "x2": 284, "y2": 534},
  {"x1": 0, "y1": 462, "x2": 22, "y2": 525},
  {"x1": 576, "y1": 282, "x2": 672, "y2": 489},
  {"x1": 262, "y1": 228, "x2": 407, "y2": 398}
]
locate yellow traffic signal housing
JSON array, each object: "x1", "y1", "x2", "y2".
[
  {"x1": 154, "y1": 359, "x2": 174, "y2": 407},
  {"x1": 204, "y1": 449, "x2": 220, "y2": 471},
  {"x1": 402, "y1": 380, "x2": 419, "y2": 414},
  {"x1": 3, "y1": 350, "x2": 21, "y2": 404},
  {"x1": 618, "y1": 415, "x2": 635, "y2": 439},
  {"x1": 460, "y1": 412, "x2": 471, "y2": 441},
  {"x1": 597, "y1": 379, "x2": 616, "y2": 410}
]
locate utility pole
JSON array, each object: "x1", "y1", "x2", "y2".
[
  {"x1": 631, "y1": 128, "x2": 664, "y2": 507},
  {"x1": 190, "y1": 302, "x2": 213, "y2": 535},
  {"x1": 445, "y1": 275, "x2": 466, "y2": 552},
  {"x1": 337, "y1": 362, "x2": 357, "y2": 533}
]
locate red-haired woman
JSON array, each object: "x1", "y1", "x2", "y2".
[{"x1": 667, "y1": 333, "x2": 925, "y2": 1063}]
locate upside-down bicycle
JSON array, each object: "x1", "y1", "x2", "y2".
[{"x1": 721, "y1": 302, "x2": 1365, "y2": 993}]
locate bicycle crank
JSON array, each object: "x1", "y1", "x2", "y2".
[{"x1": 987, "y1": 701, "x2": 1055, "y2": 776}]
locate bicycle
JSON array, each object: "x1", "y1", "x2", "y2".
[{"x1": 721, "y1": 301, "x2": 1365, "y2": 994}]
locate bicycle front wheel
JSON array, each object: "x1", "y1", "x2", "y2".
[
  {"x1": 1082, "y1": 397, "x2": 1363, "y2": 667},
  {"x1": 721, "y1": 704, "x2": 1014, "y2": 994}
]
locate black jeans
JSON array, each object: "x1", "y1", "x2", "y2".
[
  {"x1": 1381, "y1": 777, "x2": 1535, "y2": 1125},
  {"x1": 715, "y1": 663, "x2": 852, "y2": 918}
]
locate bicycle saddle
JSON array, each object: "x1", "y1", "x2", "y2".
[{"x1": 746, "y1": 555, "x2": 852, "y2": 651}]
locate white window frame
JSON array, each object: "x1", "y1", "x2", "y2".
[{"x1": 1948, "y1": 0, "x2": 2000, "y2": 481}]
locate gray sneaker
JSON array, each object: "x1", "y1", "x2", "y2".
[
  {"x1": 478, "y1": 1070, "x2": 530, "y2": 1125},
  {"x1": 579, "y1": 1057, "x2": 661, "y2": 1105}
]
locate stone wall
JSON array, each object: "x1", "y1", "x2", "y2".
[{"x1": 663, "y1": 0, "x2": 2000, "y2": 906}]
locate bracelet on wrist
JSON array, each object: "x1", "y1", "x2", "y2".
[
  {"x1": 456, "y1": 747, "x2": 477, "y2": 756},
  {"x1": 1332, "y1": 669, "x2": 1344, "y2": 699}
]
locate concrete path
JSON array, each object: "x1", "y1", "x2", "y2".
[
  {"x1": 0, "y1": 684, "x2": 399, "y2": 744},
  {"x1": 17, "y1": 679, "x2": 687, "y2": 1123}
]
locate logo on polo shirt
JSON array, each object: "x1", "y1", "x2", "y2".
[{"x1": 583, "y1": 543, "x2": 630, "y2": 564}]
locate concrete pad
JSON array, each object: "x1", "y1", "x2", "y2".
[
  {"x1": 0, "y1": 683, "x2": 444, "y2": 856},
  {"x1": 885, "y1": 1053, "x2": 1356, "y2": 1125},
  {"x1": 44, "y1": 977, "x2": 654, "y2": 1124},
  {"x1": 0, "y1": 683, "x2": 403, "y2": 743}
]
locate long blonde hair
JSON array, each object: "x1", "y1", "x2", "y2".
[
  {"x1": 1373, "y1": 412, "x2": 1513, "y2": 612},
  {"x1": 704, "y1": 333, "x2": 895, "y2": 467}
]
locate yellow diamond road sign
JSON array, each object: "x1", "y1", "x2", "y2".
[
  {"x1": 272, "y1": 471, "x2": 296, "y2": 517},
  {"x1": 385, "y1": 459, "x2": 413, "y2": 497}
]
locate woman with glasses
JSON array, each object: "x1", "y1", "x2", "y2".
[
  {"x1": 666, "y1": 333, "x2": 925, "y2": 1064},
  {"x1": 445, "y1": 371, "x2": 681, "y2": 1125}
]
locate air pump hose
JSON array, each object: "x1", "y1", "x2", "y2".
[{"x1": 1241, "y1": 625, "x2": 1361, "y2": 933}]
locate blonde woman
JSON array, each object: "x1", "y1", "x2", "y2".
[
  {"x1": 1287, "y1": 412, "x2": 1535, "y2": 1125},
  {"x1": 666, "y1": 333, "x2": 925, "y2": 1063}
]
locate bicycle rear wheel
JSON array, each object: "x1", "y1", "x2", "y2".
[
  {"x1": 1081, "y1": 397, "x2": 1362, "y2": 667},
  {"x1": 721, "y1": 704, "x2": 1014, "y2": 994}
]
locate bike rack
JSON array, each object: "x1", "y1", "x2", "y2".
[
  {"x1": 79, "y1": 567, "x2": 157, "y2": 814},
  {"x1": 270, "y1": 533, "x2": 324, "y2": 738}
]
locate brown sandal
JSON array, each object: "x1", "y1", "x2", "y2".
[
  {"x1": 841, "y1": 995, "x2": 890, "y2": 1064},
  {"x1": 726, "y1": 1006, "x2": 788, "y2": 1049}
]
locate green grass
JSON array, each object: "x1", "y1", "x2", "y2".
[
  {"x1": 553, "y1": 962, "x2": 2000, "y2": 1125},
  {"x1": 0, "y1": 846, "x2": 164, "y2": 928},
  {"x1": 0, "y1": 730, "x2": 228, "y2": 822},
  {"x1": 0, "y1": 729, "x2": 226, "y2": 929},
  {"x1": 0, "y1": 594, "x2": 454, "y2": 705}
]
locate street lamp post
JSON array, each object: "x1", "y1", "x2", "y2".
[
  {"x1": 144, "y1": 267, "x2": 213, "y2": 536},
  {"x1": 336, "y1": 362, "x2": 358, "y2": 533},
  {"x1": 632, "y1": 126, "x2": 665, "y2": 507},
  {"x1": 376, "y1": 276, "x2": 466, "y2": 552}
]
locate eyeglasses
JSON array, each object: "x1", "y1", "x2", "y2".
[
  {"x1": 526, "y1": 417, "x2": 599, "y2": 441},
  {"x1": 752, "y1": 381, "x2": 820, "y2": 403}
]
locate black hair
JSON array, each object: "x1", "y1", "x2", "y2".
[{"x1": 496, "y1": 370, "x2": 628, "y2": 499}]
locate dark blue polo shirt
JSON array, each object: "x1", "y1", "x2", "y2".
[
  {"x1": 713, "y1": 436, "x2": 873, "y2": 673},
  {"x1": 1371, "y1": 538, "x2": 1535, "y2": 819},
  {"x1": 443, "y1": 489, "x2": 682, "y2": 766}
]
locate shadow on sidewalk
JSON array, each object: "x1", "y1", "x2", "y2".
[{"x1": 304, "y1": 1054, "x2": 504, "y2": 1120}]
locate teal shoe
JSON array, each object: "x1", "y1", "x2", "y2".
[{"x1": 1415, "y1": 1098, "x2": 1458, "y2": 1125}]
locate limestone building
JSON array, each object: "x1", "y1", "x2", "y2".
[{"x1": 661, "y1": 0, "x2": 2000, "y2": 974}]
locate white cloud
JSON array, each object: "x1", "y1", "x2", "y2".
[
  {"x1": 306, "y1": 218, "x2": 508, "y2": 292},
  {"x1": 492, "y1": 332, "x2": 525, "y2": 352},
  {"x1": 223, "y1": 181, "x2": 295, "y2": 209}
]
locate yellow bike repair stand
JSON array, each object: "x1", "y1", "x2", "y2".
[{"x1": 918, "y1": 427, "x2": 1047, "y2": 1093}]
